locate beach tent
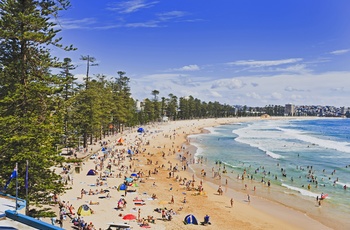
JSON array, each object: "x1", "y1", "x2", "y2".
[
  {"x1": 184, "y1": 214, "x2": 198, "y2": 225},
  {"x1": 77, "y1": 204, "x2": 92, "y2": 216},
  {"x1": 137, "y1": 127, "x2": 144, "y2": 133},
  {"x1": 87, "y1": 169, "x2": 97, "y2": 176},
  {"x1": 117, "y1": 183, "x2": 127, "y2": 191},
  {"x1": 127, "y1": 149, "x2": 134, "y2": 155},
  {"x1": 117, "y1": 138, "x2": 124, "y2": 143}
]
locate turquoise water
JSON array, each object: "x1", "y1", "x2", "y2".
[{"x1": 188, "y1": 118, "x2": 350, "y2": 227}]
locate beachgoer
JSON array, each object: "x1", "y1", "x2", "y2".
[
  {"x1": 204, "y1": 215, "x2": 210, "y2": 225},
  {"x1": 161, "y1": 209, "x2": 166, "y2": 219},
  {"x1": 230, "y1": 198, "x2": 234, "y2": 207},
  {"x1": 171, "y1": 195, "x2": 174, "y2": 204},
  {"x1": 247, "y1": 194, "x2": 250, "y2": 202},
  {"x1": 80, "y1": 189, "x2": 84, "y2": 199}
]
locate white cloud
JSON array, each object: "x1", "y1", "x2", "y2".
[
  {"x1": 285, "y1": 86, "x2": 305, "y2": 92},
  {"x1": 290, "y1": 94, "x2": 303, "y2": 100},
  {"x1": 270, "y1": 92, "x2": 283, "y2": 100},
  {"x1": 126, "y1": 70, "x2": 350, "y2": 107},
  {"x1": 108, "y1": 0, "x2": 159, "y2": 14},
  {"x1": 209, "y1": 90, "x2": 222, "y2": 98},
  {"x1": 125, "y1": 21, "x2": 160, "y2": 28},
  {"x1": 74, "y1": 74, "x2": 86, "y2": 83},
  {"x1": 141, "y1": 73, "x2": 182, "y2": 80},
  {"x1": 245, "y1": 92, "x2": 261, "y2": 100},
  {"x1": 174, "y1": 65, "x2": 200, "y2": 71},
  {"x1": 171, "y1": 76, "x2": 199, "y2": 87},
  {"x1": 330, "y1": 87, "x2": 345, "y2": 92},
  {"x1": 55, "y1": 18, "x2": 96, "y2": 29},
  {"x1": 228, "y1": 58, "x2": 303, "y2": 67},
  {"x1": 157, "y1": 11, "x2": 187, "y2": 21},
  {"x1": 211, "y1": 78, "x2": 245, "y2": 89},
  {"x1": 329, "y1": 49, "x2": 349, "y2": 55},
  {"x1": 274, "y1": 64, "x2": 311, "y2": 73}
]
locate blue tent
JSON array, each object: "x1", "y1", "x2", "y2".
[
  {"x1": 137, "y1": 127, "x2": 144, "y2": 133},
  {"x1": 87, "y1": 169, "x2": 97, "y2": 176},
  {"x1": 117, "y1": 183, "x2": 127, "y2": 191},
  {"x1": 184, "y1": 214, "x2": 198, "y2": 225}
]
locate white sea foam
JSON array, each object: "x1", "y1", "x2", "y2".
[
  {"x1": 264, "y1": 150, "x2": 283, "y2": 159},
  {"x1": 334, "y1": 181, "x2": 350, "y2": 188},
  {"x1": 233, "y1": 124, "x2": 283, "y2": 159},
  {"x1": 190, "y1": 141, "x2": 204, "y2": 157},
  {"x1": 278, "y1": 127, "x2": 350, "y2": 154},
  {"x1": 281, "y1": 183, "x2": 321, "y2": 198},
  {"x1": 221, "y1": 161, "x2": 239, "y2": 168},
  {"x1": 203, "y1": 126, "x2": 221, "y2": 135}
]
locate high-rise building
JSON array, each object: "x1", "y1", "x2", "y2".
[{"x1": 285, "y1": 104, "x2": 295, "y2": 116}]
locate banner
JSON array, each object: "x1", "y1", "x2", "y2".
[{"x1": 4, "y1": 166, "x2": 17, "y2": 190}]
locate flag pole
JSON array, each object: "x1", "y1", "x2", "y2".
[
  {"x1": 15, "y1": 162, "x2": 18, "y2": 213},
  {"x1": 25, "y1": 160, "x2": 29, "y2": 215}
]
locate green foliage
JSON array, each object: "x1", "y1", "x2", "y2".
[
  {"x1": 64, "y1": 158, "x2": 82, "y2": 164},
  {"x1": 0, "y1": 0, "x2": 71, "y2": 216}
]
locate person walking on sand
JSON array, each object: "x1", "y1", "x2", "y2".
[
  {"x1": 170, "y1": 195, "x2": 174, "y2": 204},
  {"x1": 247, "y1": 194, "x2": 250, "y2": 202},
  {"x1": 230, "y1": 198, "x2": 234, "y2": 208}
]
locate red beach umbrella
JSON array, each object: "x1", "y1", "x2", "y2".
[{"x1": 123, "y1": 214, "x2": 137, "y2": 220}]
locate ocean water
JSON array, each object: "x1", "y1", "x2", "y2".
[{"x1": 188, "y1": 118, "x2": 350, "y2": 228}]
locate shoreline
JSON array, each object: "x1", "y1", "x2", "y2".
[
  {"x1": 45, "y1": 117, "x2": 339, "y2": 229},
  {"x1": 187, "y1": 119, "x2": 347, "y2": 230},
  {"x1": 184, "y1": 134, "x2": 331, "y2": 230}
]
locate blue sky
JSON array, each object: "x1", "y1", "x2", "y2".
[{"x1": 54, "y1": 0, "x2": 350, "y2": 107}]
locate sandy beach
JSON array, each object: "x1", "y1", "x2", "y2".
[{"x1": 47, "y1": 117, "x2": 333, "y2": 230}]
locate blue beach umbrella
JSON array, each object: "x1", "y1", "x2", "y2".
[
  {"x1": 137, "y1": 127, "x2": 144, "y2": 133},
  {"x1": 131, "y1": 173, "x2": 138, "y2": 177}
]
